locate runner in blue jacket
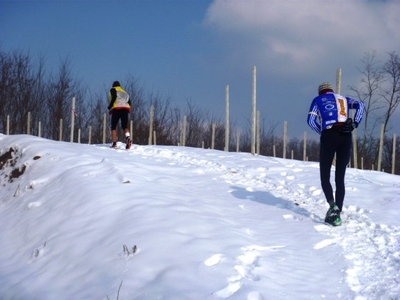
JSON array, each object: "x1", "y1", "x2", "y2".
[{"x1": 307, "y1": 82, "x2": 365, "y2": 226}]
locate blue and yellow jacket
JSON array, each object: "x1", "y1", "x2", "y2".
[{"x1": 307, "y1": 92, "x2": 365, "y2": 135}]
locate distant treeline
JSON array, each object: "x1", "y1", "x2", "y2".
[{"x1": 0, "y1": 49, "x2": 399, "y2": 174}]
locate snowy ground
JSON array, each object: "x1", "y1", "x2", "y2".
[{"x1": 1, "y1": 134, "x2": 399, "y2": 300}]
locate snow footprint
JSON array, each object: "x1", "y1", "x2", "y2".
[
  {"x1": 28, "y1": 242, "x2": 47, "y2": 263},
  {"x1": 313, "y1": 238, "x2": 337, "y2": 249},
  {"x1": 204, "y1": 253, "x2": 224, "y2": 267},
  {"x1": 309, "y1": 186, "x2": 322, "y2": 196},
  {"x1": 281, "y1": 168, "x2": 302, "y2": 181},
  {"x1": 28, "y1": 201, "x2": 42, "y2": 209},
  {"x1": 203, "y1": 254, "x2": 242, "y2": 298},
  {"x1": 282, "y1": 214, "x2": 302, "y2": 221},
  {"x1": 214, "y1": 281, "x2": 242, "y2": 298},
  {"x1": 211, "y1": 245, "x2": 285, "y2": 299}
]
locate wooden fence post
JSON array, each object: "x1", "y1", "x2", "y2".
[
  {"x1": 103, "y1": 114, "x2": 106, "y2": 144},
  {"x1": 353, "y1": 127, "x2": 358, "y2": 169},
  {"x1": 336, "y1": 68, "x2": 342, "y2": 94},
  {"x1": 59, "y1": 119, "x2": 63, "y2": 141},
  {"x1": 153, "y1": 130, "x2": 157, "y2": 146},
  {"x1": 303, "y1": 131, "x2": 307, "y2": 161},
  {"x1": 88, "y1": 126, "x2": 92, "y2": 144},
  {"x1": 149, "y1": 105, "x2": 154, "y2": 145},
  {"x1": 251, "y1": 66, "x2": 257, "y2": 155},
  {"x1": 211, "y1": 123, "x2": 216, "y2": 150},
  {"x1": 334, "y1": 68, "x2": 342, "y2": 166},
  {"x1": 256, "y1": 111, "x2": 261, "y2": 155},
  {"x1": 283, "y1": 121, "x2": 288, "y2": 159},
  {"x1": 182, "y1": 115, "x2": 187, "y2": 147},
  {"x1": 27, "y1": 111, "x2": 31, "y2": 135},
  {"x1": 377, "y1": 124, "x2": 384, "y2": 171},
  {"x1": 130, "y1": 120, "x2": 133, "y2": 141},
  {"x1": 392, "y1": 133, "x2": 397, "y2": 175},
  {"x1": 236, "y1": 132, "x2": 240, "y2": 153},
  {"x1": 70, "y1": 97, "x2": 76, "y2": 143},
  {"x1": 225, "y1": 84, "x2": 230, "y2": 151}
]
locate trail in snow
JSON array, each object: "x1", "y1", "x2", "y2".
[{"x1": 115, "y1": 144, "x2": 400, "y2": 299}]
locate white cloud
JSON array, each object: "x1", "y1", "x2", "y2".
[{"x1": 204, "y1": 0, "x2": 400, "y2": 76}]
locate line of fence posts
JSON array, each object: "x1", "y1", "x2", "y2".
[
  {"x1": 4, "y1": 112, "x2": 398, "y2": 174},
  {"x1": 294, "y1": 129, "x2": 397, "y2": 174},
  {"x1": 6, "y1": 107, "x2": 398, "y2": 173},
  {"x1": 3, "y1": 67, "x2": 398, "y2": 174},
  {"x1": 3, "y1": 65, "x2": 289, "y2": 155}
]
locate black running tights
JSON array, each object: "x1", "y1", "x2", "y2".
[
  {"x1": 110, "y1": 109, "x2": 129, "y2": 131},
  {"x1": 319, "y1": 130, "x2": 352, "y2": 211}
]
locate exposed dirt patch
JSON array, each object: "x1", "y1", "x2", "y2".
[
  {"x1": 0, "y1": 147, "x2": 31, "y2": 183},
  {"x1": 10, "y1": 165, "x2": 27, "y2": 182},
  {"x1": 0, "y1": 148, "x2": 15, "y2": 169}
]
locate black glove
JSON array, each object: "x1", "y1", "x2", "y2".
[
  {"x1": 341, "y1": 118, "x2": 358, "y2": 134},
  {"x1": 107, "y1": 105, "x2": 112, "y2": 110}
]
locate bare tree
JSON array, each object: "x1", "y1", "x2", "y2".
[
  {"x1": 148, "y1": 91, "x2": 177, "y2": 145},
  {"x1": 306, "y1": 139, "x2": 320, "y2": 162},
  {"x1": 379, "y1": 51, "x2": 400, "y2": 135},
  {"x1": 351, "y1": 51, "x2": 400, "y2": 169},
  {"x1": 259, "y1": 120, "x2": 278, "y2": 157},
  {"x1": 184, "y1": 100, "x2": 210, "y2": 148},
  {"x1": 72, "y1": 84, "x2": 90, "y2": 142},
  {"x1": 0, "y1": 50, "x2": 45, "y2": 134},
  {"x1": 350, "y1": 51, "x2": 385, "y2": 167},
  {"x1": 46, "y1": 57, "x2": 81, "y2": 140},
  {"x1": 86, "y1": 91, "x2": 108, "y2": 144},
  {"x1": 30, "y1": 55, "x2": 47, "y2": 136},
  {"x1": 350, "y1": 51, "x2": 384, "y2": 139},
  {"x1": 0, "y1": 50, "x2": 13, "y2": 132}
]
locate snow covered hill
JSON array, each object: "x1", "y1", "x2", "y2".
[{"x1": 1, "y1": 134, "x2": 399, "y2": 300}]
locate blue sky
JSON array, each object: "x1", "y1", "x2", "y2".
[{"x1": 1, "y1": 0, "x2": 399, "y2": 138}]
